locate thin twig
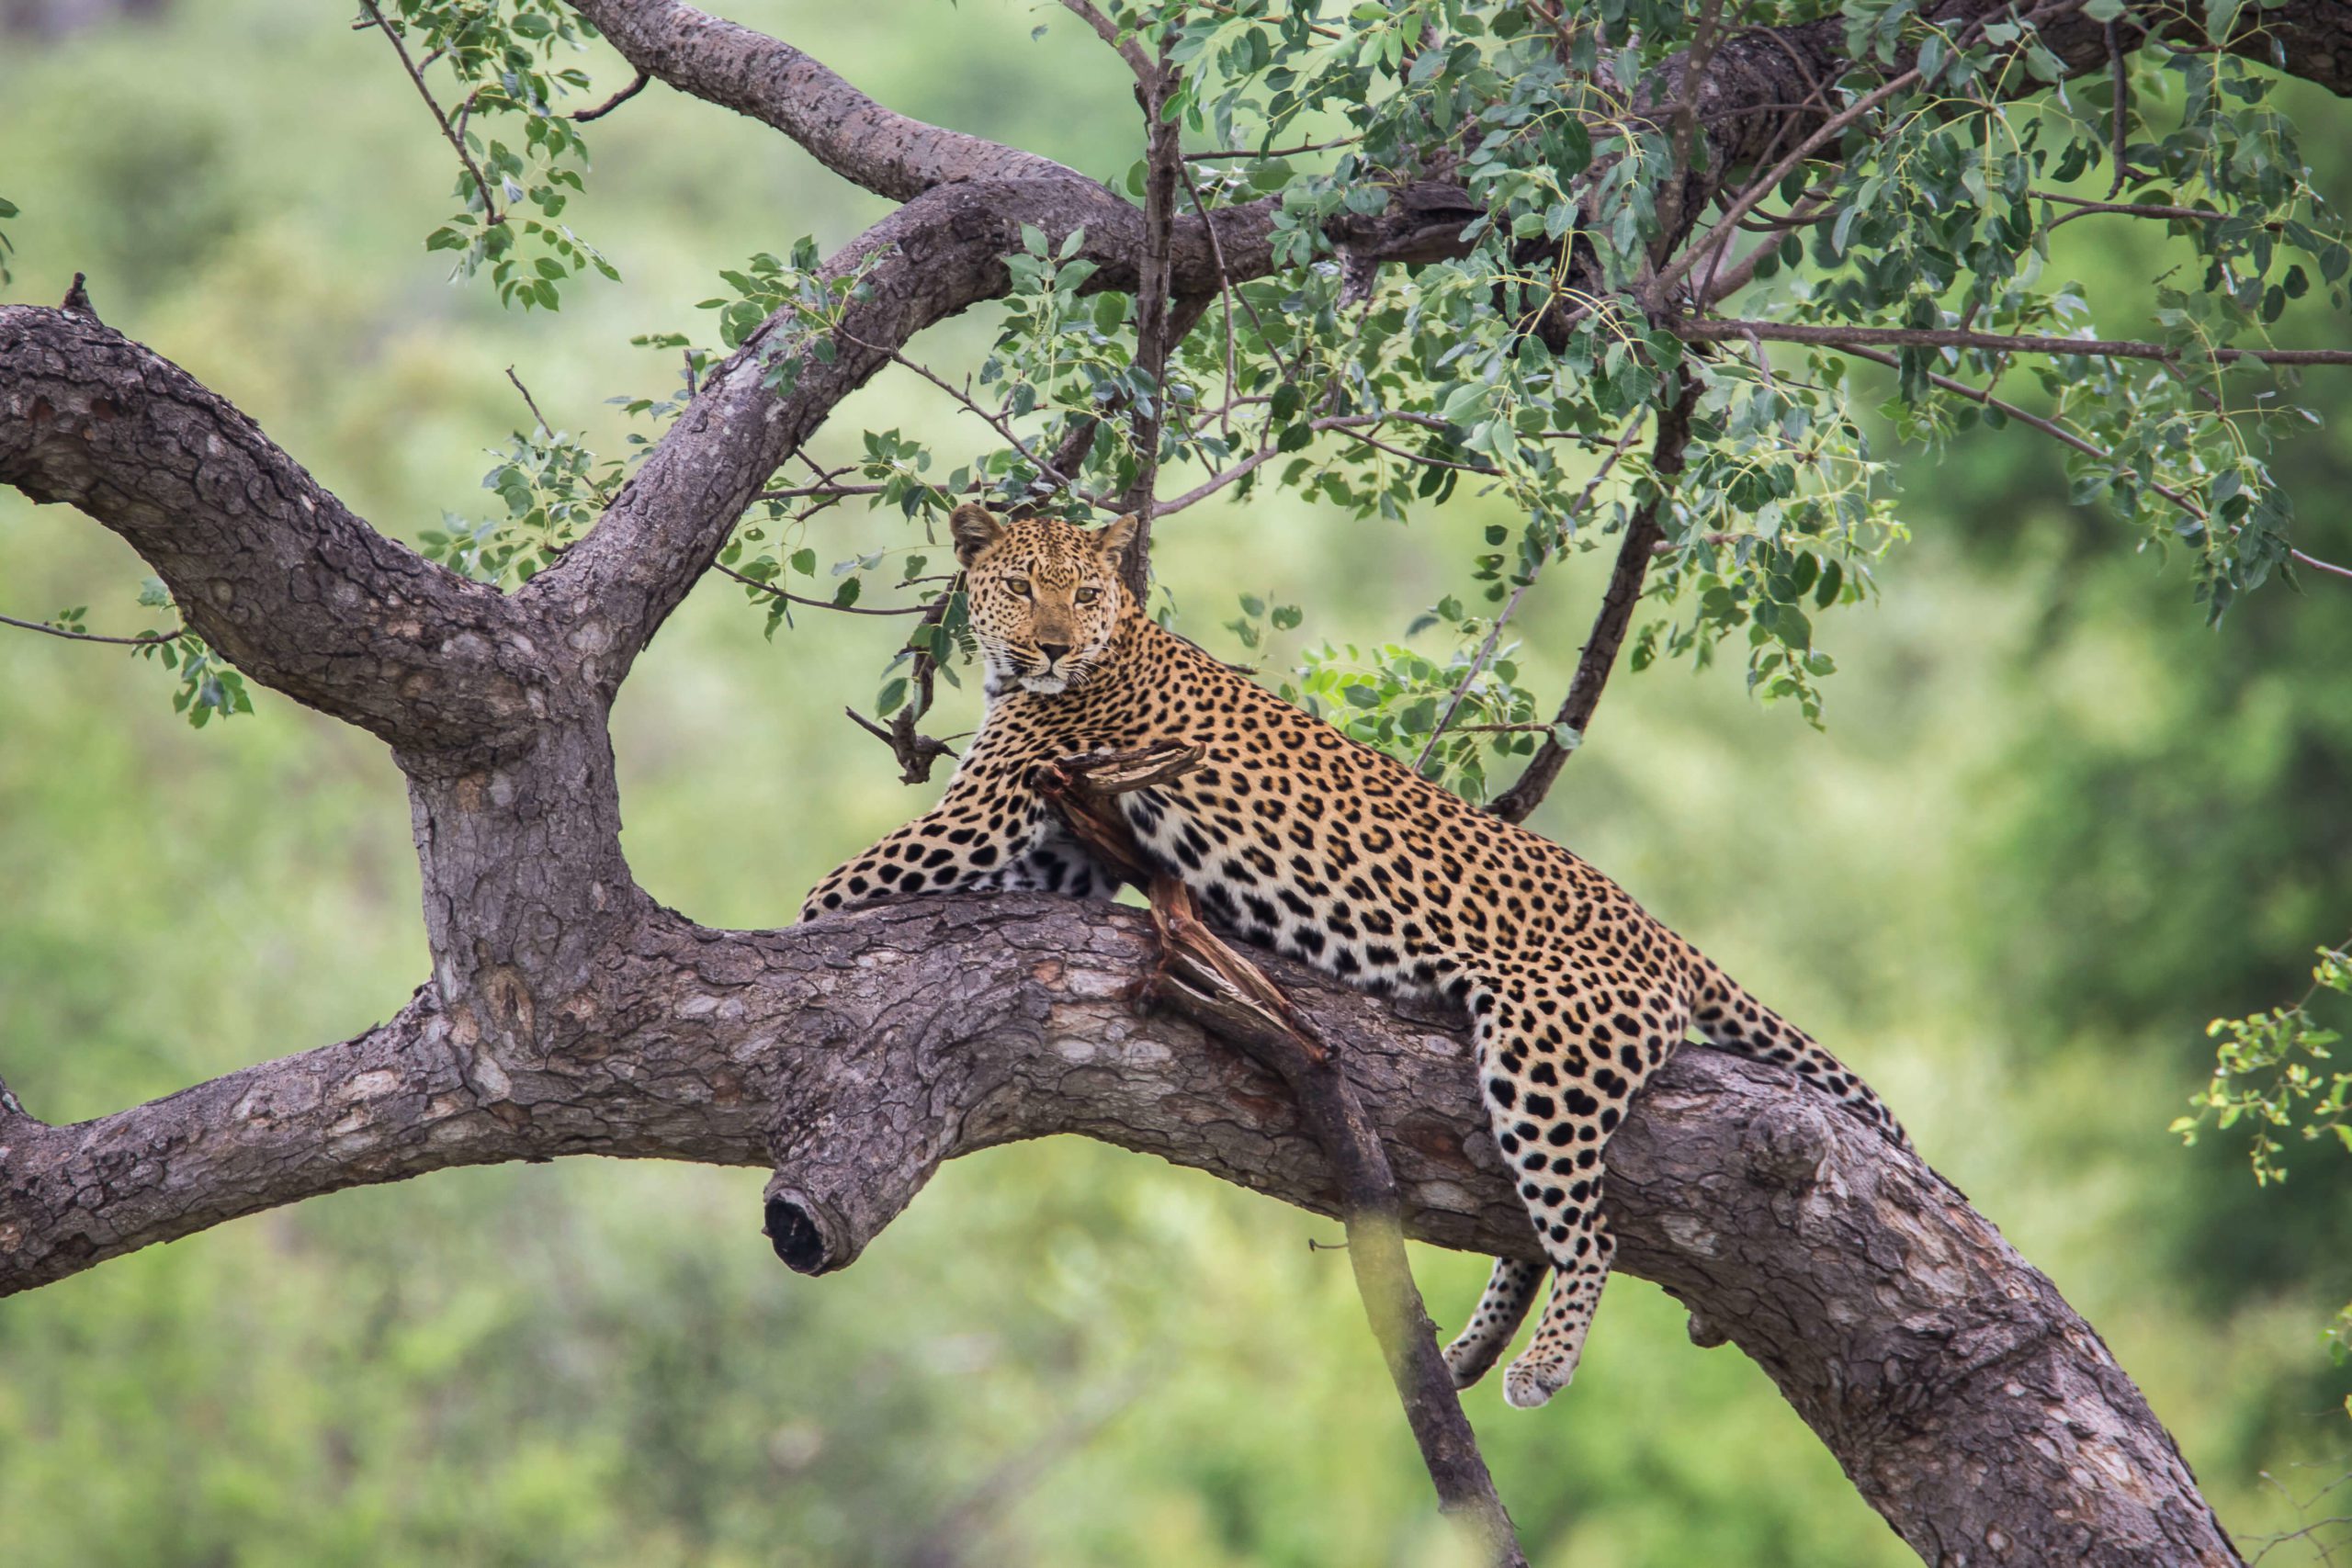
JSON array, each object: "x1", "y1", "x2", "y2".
[
  {"x1": 1183, "y1": 137, "x2": 1357, "y2": 162},
  {"x1": 717, "y1": 563, "x2": 930, "y2": 616},
  {"x1": 1828, "y1": 342, "x2": 2207, "y2": 515},
  {"x1": 1058, "y1": 0, "x2": 1156, "y2": 83},
  {"x1": 1446, "y1": 722, "x2": 1570, "y2": 735},
  {"x1": 1153, "y1": 412, "x2": 1491, "y2": 518},
  {"x1": 755, "y1": 481, "x2": 888, "y2": 503},
  {"x1": 1489, "y1": 375, "x2": 1701, "y2": 825},
  {"x1": 358, "y1": 0, "x2": 502, "y2": 228},
  {"x1": 853, "y1": 336, "x2": 1095, "y2": 499},
  {"x1": 572, "y1": 68, "x2": 649, "y2": 122},
  {"x1": 504, "y1": 366, "x2": 552, "y2": 434},
  {"x1": 1341, "y1": 430, "x2": 1498, "y2": 475},
  {"x1": 1178, "y1": 159, "x2": 1250, "y2": 440},
  {"x1": 1828, "y1": 342, "x2": 2352, "y2": 581},
  {"x1": 1413, "y1": 417, "x2": 1647, "y2": 773},
  {"x1": 2036, "y1": 191, "x2": 2233, "y2": 230},
  {"x1": 855, "y1": 586, "x2": 966, "y2": 785},
  {"x1": 1041, "y1": 415, "x2": 1102, "y2": 494},
  {"x1": 0, "y1": 612, "x2": 182, "y2": 648},
  {"x1": 1655, "y1": 66, "x2": 1922, "y2": 302},
  {"x1": 1676, "y1": 318, "x2": 2352, "y2": 368},
  {"x1": 2105, "y1": 18, "x2": 2132, "y2": 198}
]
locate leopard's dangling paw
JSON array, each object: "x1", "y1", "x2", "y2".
[{"x1": 1502, "y1": 1349, "x2": 1577, "y2": 1410}]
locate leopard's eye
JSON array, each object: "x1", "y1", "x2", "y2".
[
  {"x1": 1074, "y1": 586, "x2": 1101, "y2": 605},
  {"x1": 1007, "y1": 578, "x2": 1033, "y2": 598}
]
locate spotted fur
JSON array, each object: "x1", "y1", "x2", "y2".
[{"x1": 803, "y1": 508, "x2": 1911, "y2": 1407}]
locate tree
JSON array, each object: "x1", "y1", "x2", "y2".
[{"x1": 5, "y1": 0, "x2": 2349, "y2": 1560}]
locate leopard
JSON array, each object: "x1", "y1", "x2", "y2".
[{"x1": 801, "y1": 504, "x2": 1911, "y2": 1407}]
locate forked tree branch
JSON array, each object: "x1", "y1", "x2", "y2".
[{"x1": 0, "y1": 308, "x2": 541, "y2": 751}]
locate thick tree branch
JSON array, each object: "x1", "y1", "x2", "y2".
[
  {"x1": 529, "y1": 185, "x2": 1036, "y2": 682},
  {"x1": 0, "y1": 307, "x2": 543, "y2": 751},
  {"x1": 0, "y1": 893, "x2": 2239, "y2": 1565},
  {"x1": 566, "y1": 0, "x2": 1084, "y2": 200}
]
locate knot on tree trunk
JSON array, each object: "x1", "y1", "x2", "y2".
[{"x1": 1740, "y1": 1099, "x2": 1836, "y2": 1190}]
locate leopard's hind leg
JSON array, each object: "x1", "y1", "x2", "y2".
[{"x1": 1455, "y1": 966, "x2": 1682, "y2": 1408}]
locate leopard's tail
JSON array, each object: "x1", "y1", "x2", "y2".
[{"x1": 1684, "y1": 948, "x2": 1913, "y2": 1153}]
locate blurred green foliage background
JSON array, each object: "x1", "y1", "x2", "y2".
[{"x1": 3, "y1": 2, "x2": 2350, "y2": 1562}]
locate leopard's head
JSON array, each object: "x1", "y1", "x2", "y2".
[{"x1": 951, "y1": 505, "x2": 1138, "y2": 696}]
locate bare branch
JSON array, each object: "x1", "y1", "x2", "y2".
[
  {"x1": 498, "y1": 368, "x2": 548, "y2": 434},
  {"x1": 566, "y1": 0, "x2": 1083, "y2": 201},
  {"x1": 2040, "y1": 194, "x2": 2233, "y2": 229}
]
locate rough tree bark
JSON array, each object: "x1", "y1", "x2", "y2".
[{"x1": 9, "y1": 0, "x2": 2329, "y2": 1558}]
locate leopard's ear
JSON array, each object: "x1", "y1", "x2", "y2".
[
  {"x1": 950, "y1": 503, "x2": 1005, "y2": 567},
  {"x1": 1094, "y1": 513, "x2": 1140, "y2": 575}
]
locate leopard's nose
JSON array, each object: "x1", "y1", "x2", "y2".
[{"x1": 1037, "y1": 641, "x2": 1071, "y2": 665}]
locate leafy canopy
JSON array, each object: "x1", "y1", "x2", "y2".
[{"x1": 11, "y1": 0, "x2": 2346, "y2": 793}]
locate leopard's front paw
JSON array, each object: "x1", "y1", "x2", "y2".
[{"x1": 1442, "y1": 1325, "x2": 1507, "y2": 1391}]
